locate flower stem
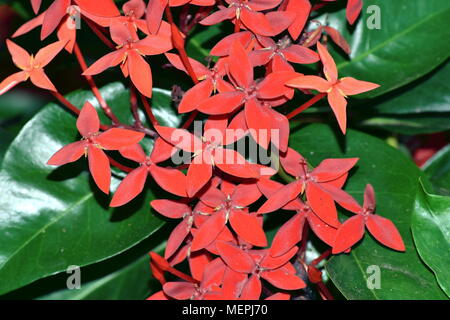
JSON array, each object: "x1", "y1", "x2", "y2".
[
  {"x1": 82, "y1": 17, "x2": 115, "y2": 49},
  {"x1": 234, "y1": 17, "x2": 241, "y2": 33},
  {"x1": 139, "y1": 92, "x2": 159, "y2": 126},
  {"x1": 73, "y1": 42, "x2": 120, "y2": 124},
  {"x1": 287, "y1": 92, "x2": 326, "y2": 120}
]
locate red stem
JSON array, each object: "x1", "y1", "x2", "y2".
[
  {"x1": 234, "y1": 17, "x2": 241, "y2": 33},
  {"x1": 83, "y1": 17, "x2": 116, "y2": 49},
  {"x1": 287, "y1": 92, "x2": 326, "y2": 120},
  {"x1": 139, "y1": 93, "x2": 159, "y2": 126},
  {"x1": 73, "y1": 43, "x2": 120, "y2": 124}
]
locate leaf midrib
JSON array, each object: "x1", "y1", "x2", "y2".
[
  {"x1": 0, "y1": 190, "x2": 93, "y2": 272},
  {"x1": 337, "y1": 5, "x2": 450, "y2": 71}
]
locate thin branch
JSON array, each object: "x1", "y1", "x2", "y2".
[{"x1": 287, "y1": 92, "x2": 326, "y2": 120}]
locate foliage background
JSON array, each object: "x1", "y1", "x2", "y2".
[{"x1": 0, "y1": 0, "x2": 448, "y2": 299}]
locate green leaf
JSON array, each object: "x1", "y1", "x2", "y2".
[
  {"x1": 0, "y1": 83, "x2": 176, "y2": 295},
  {"x1": 289, "y1": 123, "x2": 447, "y2": 299},
  {"x1": 360, "y1": 114, "x2": 450, "y2": 135},
  {"x1": 186, "y1": 24, "x2": 225, "y2": 62},
  {"x1": 422, "y1": 144, "x2": 450, "y2": 196},
  {"x1": 411, "y1": 182, "x2": 450, "y2": 297},
  {"x1": 370, "y1": 61, "x2": 450, "y2": 115},
  {"x1": 323, "y1": 0, "x2": 450, "y2": 98}
]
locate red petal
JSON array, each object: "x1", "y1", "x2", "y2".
[
  {"x1": 266, "y1": 292, "x2": 290, "y2": 300},
  {"x1": 87, "y1": 145, "x2": 111, "y2": 194},
  {"x1": 258, "y1": 180, "x2": 303, "y2": 214},
  {"x1": 0, "y1": 71, "x2": 28, "y2": 95},
  {"x1": 332, "y1": 214, "x2": 365, "y2": 254},
  {"x1": 200, "y1": 7, "x2": 236, "y2": 26},
  {"x1": 213, "y1": 148, "x2": 260, "y2": 179},
  {"x1": 123, "y1": 0, "x2": 146, "y2": 18},
  {"x1": 346, "y1": 0, "x2": 363, "y2": 25},
  {"x1": 261, "y1": 268, "x2": 306, "y2": 290},
  {"x1": 187, "y1": 156, "x2": 213, "y2": 197},
  {"x1": 210, "y1": 31, "x2": 253, "y2": 57},
  {"x1": 269, "y1": 108, "x2": 289, "y2": 152},
  {"x1": 165, "y1": 53, "x2": 209, "y2": 79},
  {"x1": 337, "y1": 77, "x2": 380, "y2": 96},
  {"x1": 146, "y1": 0, "x2": 168, "y2": 34},
  {"x1": 307, "y1": 212, "x2": 338, "y2": 247},
  {"x1": 247, "y1": 0, "x2": 282, "y2": 11},
  {"x1": 96, "y1": 128, "x2": 144, "y2": 150},
  {"x1": 155, "y1": 126, "x2": 201, "y2": 152},
  {"x1": 312, "y1": 158, "x2": 358, "y2": 182},
  {"x1": 191, "y1": 253, "x2": 217, "y2": 283},
  {"x1": 197, "y1": 91, "x2": 245, "y2": 115},
  {"x1": 317, "y1": 42, "x2": 338, "y2": 83},
  {"x1": 163, "y1": 282, "x2": 195, "y2": 300},
  {"x1": 77, "y1": 101, "x2": 100, "y2": 137},
  {"x1": 110, "y1": 166, "x2": 147, "y2": 207},
  {"x1": 261, "y1": 246, "x2": 298, "y2": 269},
  {"x1": 229, "y1": 40, "x2": 253, "y2": 88},
  {"x1": 29, "y1": 69, "x2": 57, "y2": 91},
  {"x1": 179, "y1": 80, "x2": 214, "y2": 113},
  {"x1": 264, "y1": 11, "x2": 295, "y2": 36},
  {"x1": 151, "y1": 199, "x2": 190, "y2": 219},
  {"x1": 119, "y1": 144, "x2": 146, "y2": 163},
  {"x1": 83, "y1": 50, "x2": 124, "y2": 75},
  {"x1": 232, "y1": 183, "x2": 261, "y2": 207},
  {"x1": 306, "y1": 182, "x2": 339, "y2": 227},
  {"x1": 270, "y1": 213, "x2": 305, "y2": 257},
  {"x1": 221, "y1": 267, "x2": 248, "y2": 299},
  {"x1": 150, "y1": 166, "x2": 188, "y2": 197},
  {"x1": 41, "y1": 0, "x2": 70, "y2": 40},
  {"x1": 240, "y1": 10, "x2": 274, "y2": 37},
  {"x1": 363, "y1": 184, "x2": 376, "y2": 210},
  {"x1": 150, "y1": 137, "x2": 176, "y2": 163},
  {"x1": 165, "y1": 219, "x2": 191, "y2": 259},
  {"x1": 279, "y1": 147, "x2": 305, "y2": 177},
  {"x1": 282, "y1": 45, "x2": 319, "y2": 64},
  {"x1": 75, "y1": 0, "x2": 120, "y2": 16},
  {"x1": 128, "y1": 50, "x2": 153, "y2": 98},
  {"x1": 258, "y1": 71, "x2": 300, "y2": 99},
  {"x1": 366, "y1": 215, "x2": 405, "y2": 251},
  {"x1": 191, "y1": 211, "x2": 227, "y2": 251},
  {"x1": 244, "y1": 99, "x2": 272, "y2": 149},
  {"x1": 324, "y1": 26, "x2": 351, "y2": 55},
  {"x1": 216, "y1": 241, "x2": 255, "y2": 273},
  {"x1": 229, "y1": 210, "x2": 267, "y2": 247},
  {"x1": 240, "y1": 275, "x2": 261, "y2": 300},
  {"x1": 47, "y1": 140, "x2": 86, "y2": 165},
  {"x1": 6, "y1": 39, "x2": 31, "y2": 69},
  {"x1": 327, "y1": 87, "x2": 348, "y2": 134},
  {"x1": 286, "y1": 0, "x2": 311, "y2": 40},
  {"x1": 12, "y1": 13, "x2": 44, "y2": 38},
  {"x1": 31, "y1": 0, "x2": 42, "y2": 14},
  {"x1": 34, "y1": 40, "x2": 67, "y2": 67},
  {"x1": 286, "y1": 75, "x2": 331, "y2": 92},
  {"x1": 199, "y1": 186, "x2": 227, "y2": 208}
]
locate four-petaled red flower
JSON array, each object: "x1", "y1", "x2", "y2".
[
  {"x1": 47, "y1": 102, "x2": 145, "y2": 194},
  {"x1": 286, "y1": 42, "x2": 379, "y2": 134},
  {"x1": 332, "y1": 184, "x2": 406, "y2": 254},
  {"x1": 0, "y1": 40, "x2": 67, "y2": 95}
]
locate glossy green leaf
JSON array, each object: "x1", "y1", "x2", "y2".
[
  {"x1": 360, "y1": 115, "x2": 450, "y2": 135},
  {"x1": 411, "y1": 182, "x2": 450, "y2": 297},
  {"x1": 422, "y1": 144, "x2": 450, "y2": 196},
  {"x1": 0, "y1": 83, "x2": 178, "y2": 295},
  {"x1": 370, "y1": 61, "x2": 450, "y2": 114},
  {"x1": 289, "y1": 123, "x2": 446, "y2": 299},
  {"x1": 322, "y1": 0, "x2": 450, "y2": 98}
]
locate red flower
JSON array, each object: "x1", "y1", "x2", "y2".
[
  {"x1": 83, "y1": 20, "x2": 172, "y2": 97},
  {"x1": 200, "y1": 0, "x2": 294, "y2": 36},
  {"x1": 165, "y1": 53, "x2": 232, "y2": 113},
  {"x1": 257, "y1": 178, "x2": 338, "y2": 256},
  {"x1": 332, "y1": 184, "x2": 406, "y2": 254},
  {"x1": 47, "y1": 102, "x2": 145, "y2": 193},
  {"x1": 258, "y1": 147, "x2": 358, "y2": 228},
  {"x1": 0, "y1": 40, "x2": 66, "y2": 95},
  {"x1": 190, "y1": 183, "x2": 265, "y2": 251},
  {"x1": 286, "y1": 42, "x2": 379, "y2": 134},
  {"x1": 110, "y1": 141, "x2": 187, "y2": 207},
  {"x1": 216, "y1": 241, "x2": 305, "y2": 299},
  {"x1": 155, "y1": 118, "x2": 260, "y2": 197}
]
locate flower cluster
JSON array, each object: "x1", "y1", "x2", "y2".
[{"x1": 1, "y1": 0, "x2": 405, "y2": 300}]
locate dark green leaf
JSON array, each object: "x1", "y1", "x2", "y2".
[
  {"x1": 360, "y1": 115, "x2": 450, "y2": 135},
  {"x1": 0, "y1": 83, "x2": 175, "y2": 295},
  {"x1": 289, "y1": 123, "x2": 446, "y2": 299},
  {"x1": 322, "y1": 0, "x2": 450, "y2": 98},
  {"x1": 422, "y1": 144, "x2": 450, "y2": 196},
  {"x1": 411, "y1": 182, "x2": 450, "y2": 297}
]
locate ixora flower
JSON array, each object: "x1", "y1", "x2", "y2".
[
  {"x1": 332, "y1": 184, "x2": 406, "y2": 254},
  {"x1": 47, "y1": 102, "x2": 145, "y2": 194},
  {"x1": 0, "y1": 40, "x2": 67, "y2": 95},
  {"x1": 286, "y1": 42, "x2": 379, "y2": 134}
]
